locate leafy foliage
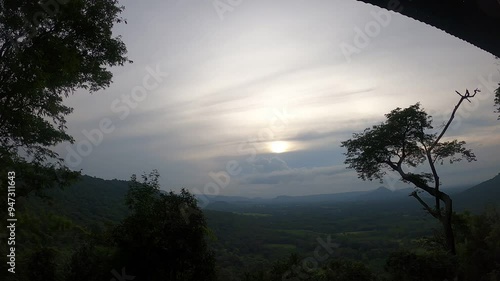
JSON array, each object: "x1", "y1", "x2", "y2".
[
  {"x1": 65, "y1": 241, "x2": 117, "y2": 281},
  {"x1": 316, "y1": 259, "x2": 378, "y2": 281},
  {"x1": 111, "y1": 170, "x2": 217, "y2": 281},
  {"x1": 341, "y1": 103, "x2": 475, "y2": 185},
  {"x1": 26, "y1": 247, "x2": 58, "y2": 281},
  {"x1": 341, "y1": 97, "x2": 479, "y2": 256},
  {"x1": 495, "y1": 57, "x2": 500, "y2": 119},
  {"x1": 456, "y1": 208, "x2": 500, "y2": 281},
  {"x1": 0, "y1": 0, "x2": 129, "y2": 194},
  {"x1": 496, "y1": 83, "x2": 500, "y2": 119},
  {"x1": 241, "y1": 254, "x2": 378, "y2": 281},
  {"x1": 385, "y1": 249, "x2": 456, "y2": 281}
]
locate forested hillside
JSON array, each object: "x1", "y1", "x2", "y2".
[{"x1": 6, "y1": 173, "x2": 500, "y2": 280}]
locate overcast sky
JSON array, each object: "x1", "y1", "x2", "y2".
[{"x1": 56, "y1": 0, "x2": 500, "y2": 198}]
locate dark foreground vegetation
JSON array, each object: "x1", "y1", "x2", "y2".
[
  {"x1": 1, "y1": 172, "x2": 500, "y2": 281},
  {"x1": 2, "y1": 1, "x2": 500, "y2": 281}
]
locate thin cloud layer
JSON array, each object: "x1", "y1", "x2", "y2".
[{"x1": 56, "y1": 0, "x2": 500, "y2": 197}]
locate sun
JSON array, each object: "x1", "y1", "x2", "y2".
[{"x1": 270, "y1": 141, "x2": 288, "y2": 153}]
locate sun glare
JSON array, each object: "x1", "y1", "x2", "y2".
[{"x1": 270, "y1": 141, "x2": 288, "y2": 153}]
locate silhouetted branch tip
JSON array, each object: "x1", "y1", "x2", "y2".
[{"x1": 455, "y1": 89, "x2": 480, "y2": 103}]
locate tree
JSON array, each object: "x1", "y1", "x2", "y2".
[
  {"x1": 341, "y1": 90, "x2": 479, "y2": 255},
  {"x1": 0, "y1": 0, "x2": 130, "y2": 195},
  {"x1": 65, "y1": 241, "x2": 116, "y2": 281},
  {"x1": 241, "y1": 255, "x2": 377, "y2": 281},
  {"x1": 495, "y1": 57, "x2": 500, "y2": 119},
  {"x1": 315, "y1": 259, "x2": 377, "y2": 281},
  {"x1": 455, "y1": 208, "x2": 500, "y2": 281},
  {"x1": 385, "y1": 250, "x2": 456, "y2": 281},
  {"x1": 26, "y1": 247, "x2": 58, "y2": 281},
  {"x1": 495, "y1": 84, "x2": 500, "y2": 119},
  {"x1": 112, "y1": 170, "x2": 217, "y2": 281}
]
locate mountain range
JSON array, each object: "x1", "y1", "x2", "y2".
[
  {"x1": 196, "y1": 174, "x2": 499, "y2": 209},
  {"x1": 37, "y1": 172, "x2": 500, "y2": 219}
]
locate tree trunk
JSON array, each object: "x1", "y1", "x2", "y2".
[
  {"x1": 442, "y1": 215, "x2": 456, "y2": 255},
  {"x1": 440, "y1": 194, "x2": 456, "y2": 255}
]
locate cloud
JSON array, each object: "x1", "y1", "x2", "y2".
[
  {"x1": 240, "y1": 159, "x2": 347, "y2": 185},
  {"x1": 54, "y1": 0, "x2": 500, "y2": 198},
  {"x1": 250, "y1": 157, "x2": 291, "y2": 173}
]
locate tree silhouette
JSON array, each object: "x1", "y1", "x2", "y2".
[
  {"x1": 385, "y1": 249, "x2": 456, "y2": 281},
  {"x1": 494, "y1": 57, "x2": 499, "y2": 119},
  {"x1": 26, "y1": 247, "x2": 58, "y2": 281},
  {"x1": 495, "y1": 84, "x2": 500, "y2": 119},
  {"x1": 112, "y1": 170, "x2": 217, "y2": 281},
  {"x1": 341, "y1": 90, "x2": 479, "y2": 255},
  {"x1": 0, "y1": 0, "x2": 130, "y2": 195}
]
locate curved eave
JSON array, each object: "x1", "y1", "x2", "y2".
[{"x1": 356, "y1": 0, "x2": 500, "y2": 57}]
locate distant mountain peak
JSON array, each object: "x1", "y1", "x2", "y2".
[{"x1": 372, "y1": 186, "x2": 393, "y2": 193}]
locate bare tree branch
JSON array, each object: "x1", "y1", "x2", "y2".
[
  {"x1": 431, "y1": 89, "x2": 479, "y2": 151},
  {"x1": 410, "y1": 191, "x2": 439, "y2": 219}
]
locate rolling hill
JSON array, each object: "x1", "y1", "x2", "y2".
[{"x1": 455, "y1": 172, "x2": 500, "y2": 211}]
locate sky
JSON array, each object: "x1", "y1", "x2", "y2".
[{"x1": 56, "y1": 0, "x2": 500, "y2": 198}]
